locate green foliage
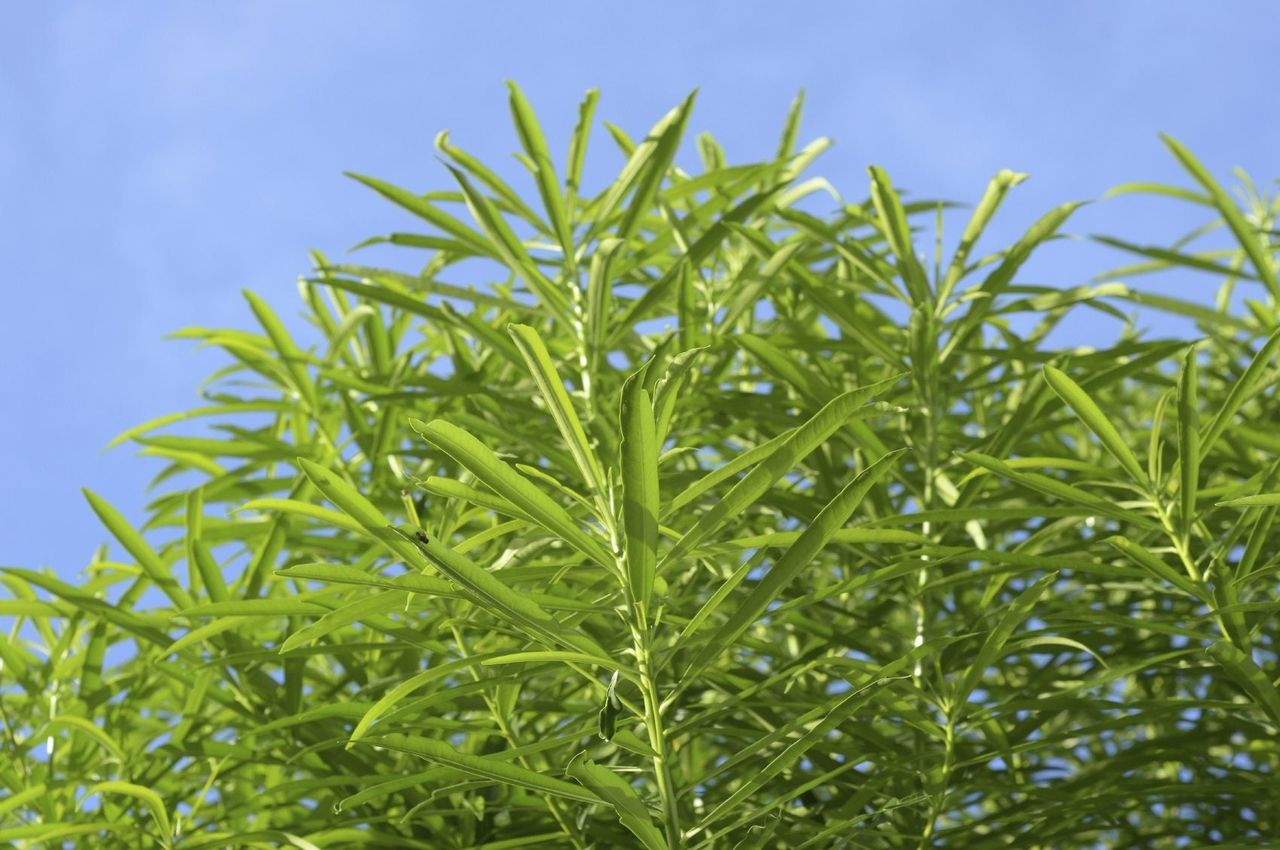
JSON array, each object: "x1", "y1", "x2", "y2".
[{"x1": 3, "y1": 85, "x2": 1280, "y2": 848}]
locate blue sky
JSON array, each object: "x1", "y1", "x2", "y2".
[{"x1": 2, "y1": 1, "x2": 1277, "y2": 576}]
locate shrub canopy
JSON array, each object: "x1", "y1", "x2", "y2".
[{"x1": 2, "y1": 86, "x2": 1279, "y2": 848}]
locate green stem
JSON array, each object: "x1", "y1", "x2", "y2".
[
  {"x1": 636, "y1": 627, "x2": 682, "y2": 849},
  {"x1": 608, "y1": 486, "x2": 681, "y2": 848}
]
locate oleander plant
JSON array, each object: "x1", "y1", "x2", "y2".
[{"x1": 2, "y1": 85, "x2": 1279, "y2": 848}]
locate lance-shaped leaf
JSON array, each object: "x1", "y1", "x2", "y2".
[
  {"x1": 695, "y1": 649, "x2": 921, "y2": 832},
  {"x1": 446, "y1": 165, "x2": 573, "y2": 321},
  {"x1": 404, "y1": 529, "x2": 609, "y2": 661},
  {"x1": 941, "y1": 201, "x2": 1083, "y2": 363},
  {"x1": 279, "y1": 590, "x2": 406, "y2": 653},
  {"x1": 344, "y1": 171, "x2": 492, "y2": 256},
  {"x1": 1043, "y1": 365, "x2": 1149, "y2": 487},
  {"x1": 508, "y1": 323, "x2": 607, "y2": 501},
  {"x1": 348, "y1": 655, "x2": 494, "y2": 745},
  {"x1": 2, "y1": 567, "x2": 169, "y2": 647},
  {"x1": 596, "y1": 91, "x2": 696, "y2": 243},
  {"x1": 435, "y1": 130, "x2": 544, "y2": 235},
  {"x1": 585, "y1": 238, "x2": 622, "y2": 371},
  {"x1": 179, "y1": 599, "x2": 329, "y2": 618},
  {"x1": 482, "y1": 651, "x2": 624, "y2": 671},
  {"x1": 275, "y1": 562, "x2": 456, "y2": 596},
  {"x1": 334, "y1": 768, "x2": 461, "y2": 814},
  {"x1": 659, "y1": 374, "x2": 904, "y2": 570},
  {"x1": 185, "y1": 489, "x2": 227, "y2": 603},
  {"x1": 243, "y1": 289, "x2": 317, "y2": 409},
  {"x1": 1161, "y1": 134, "x2": 1279, "y2": 299},
  {"x1": 296, "y1": 456, "x2": 446, "y2": 585},
  {"x1": 409, "y1": 418, "x2": 614, "y2": 570},
  {"x1": 507, "y1": 81, "x2": 572, "y2": 258},
  {"x1": 0, "y1": 786, "x2": 48, "y2": 820},
  {"x1": 937, "y1": 169, "x2": 1028, "y2": 304},
  {"x1": 566, "y1": 754, "x2": 668, "y2": 850},
  {"x1": 165, "y1": 616, "x2": 251, "y2": 657},
  {"x1": 1219, "y1": 493, "x2": 1280, "y2": 508},
  {"x1": 566, "y1": 88, "x2": 599, "y2": 198},
  {"x1": 46, "y1": 716, "x2": 126, "y2": 764},
  {"x1": 1207, "y1": 640, "x2": 1280, "y2": 726},
  {"x1": 83, "y1": 781, "x2": 171, "y2": 846},
  {"x1": 952, "y1": 572, "x2": 1057, "y2": 718},
  {"x1": 83, "y1": 489, "x2": 191, "y2": 609},
  {"x1": 1106, "y1": 536, "x2": 1204, "y2": 598},
  {"x1": 1199, "y1": 326, "x2": 1280, "y2": 460},
  {"x1": 608, "y1": 185, "x2": 787, "y2": 348},
  {"x1": 956, "y1": 451, "x2": 1156, "y2": 530},
  {"x1": 620, "y1": 374, "x2": 660, "y2": 613},
  {"x1": 868, "y1": 165, "x2": 930, "y2": 305},
  {"x1": 238, "y1": 498, "x2": 365, "y2": 535},
  {"x1": 681, "y1": 449, "x2": 904, "y2": 680},
  {"x1": 362, "y1": 733, "x2": 603, "y2": 805},
  {"x1": 1176, "y1": 345, "x2": 1200, "y2": 540},
  {"x1": 299, "y1": 457, "x2": 605, "y2": 658}
]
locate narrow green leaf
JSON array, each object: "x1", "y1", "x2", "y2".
[
  {"x1": 1200, "y1": 326, "x2": 1280, "y2": 460},
  {"x1": 83, "y1": 489, "x2": 191, "y2": 608},
  {"x1": 1092, "y1": 234, "x2": 1262, "y2": 281},
  {"x1": 482, "y1": 651, "x2": 621, "y2": 671},
  {"x1": 344, "y1": 171, "x2": 492, "y2": 255},
  {"x1": 296, "y1": 457, "x2": 431, "y2": 572},
  {"x1": 953, "y1": 572, "x2": 1058, "y2": 717},
  {"x1": 349, "y1": 656, "x2": 494, "y2": 745},
  {"x1": 938, "y1": 169, "x2": 1027, "y2": 304},
  {"x1": 238, "y1": 498, "x2": 365, "y2": 535},
  {"x1": 620, "y1": 375, "x2": 660, "y2": 613},
  {"x1": 585, "y1": 238, "x2": 622, "y2": 370},
  {"x1": 435, "y1": 130, "x2": 545, "y2": 232},
  {"x1": 0, "y1": 785, "x2": 47, "y2": 819},
  {"x1": 362, "y1": 733, "x2": 603, "y2": 805},
  {"x1": 589, "y1": 92, "x2": 696, "y2": 243},
  {"x1": 165, "y1": 616, "x2": 251, "y2": 656},
  {"x1": 507, "y1": 81, "x2": 573, "y2": 259},
  {"x1": 279, "y1": 590, "x2": 405, "y2": 653},
  {"x1": 1161, "y1": 134, "x2": 1279, "y2": 298},
  {"x1": 956, "y1": 451, "x2": 1156, "y2": 529},
  {"x1": 1177, "y1": 346, "x2": 1200, "y2": 540},
  {"x1": 47, "y1": 715, "x2": 126, "y2": 764},
  {"x1": 696, "y1": 652, "x2": 918, "y2": 832},
  {"x1": 1106, "y1": 537, "x2": 1203, "y2": 598},
  {"x1": 179, "y1": 599, "x2": 328, "y2": 618},
  {"x1": 566, "y1": 755, "x2": 668, "y2": 850},
  {"x1": 446, "y1": 165, "x2": 573, "y2": 321},
  {"x1": 660, "y1": 374, "x2": 903, "y2": 569},
  {"x1": 683, "y1": 449, "x2": 903, "y2": 680},
  {"x1": 1207, "y1": 641, "x2": 1280, "y2": 725},
  {"x1": 409, "y1": 418, "x2": 615, "y2": 570},
  {"x1": 243, "y1": 289, "x2": 316, "y2": 409},
  {"x1": 1219, "y1": 493, "x2": 1280, "y2": 508},
  {"x1": 1043, "y1": 365, "x2": 1149, "y2": 486},
  {"x1": 941, "y1": 201, "x2": 1083, "y2": 363},
  {"x1": 868, "y1": 165, "x2": 930, "y2": 304},
  {"x1": 84, "y1": 781, "x2": 171, "y2": 845},
  {"x1": 397, "y1": 528, "x2": 610, "y2": 661},
  {"x1": 566, "y1": 88, "x2": 600, "y2": 198},
  {"x1": 508, "y1": 323, "x2": 607, "y2": 500}
]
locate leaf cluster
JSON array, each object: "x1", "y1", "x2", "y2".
[{"x1": 3, "y1": 87, "x2": 1280, "y2": 848}]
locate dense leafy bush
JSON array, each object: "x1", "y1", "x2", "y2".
[{"x1": 3, "y1": 86, "x2": 1279, "y2": 848}]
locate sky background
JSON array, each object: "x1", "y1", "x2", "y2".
[{"x1": 2, "y1": 1, "x2": 1277, "y2": 577}]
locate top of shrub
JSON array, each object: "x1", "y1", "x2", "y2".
[{"x1": 2, "y1": 85, "x2": 1278, "y2": 848}]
